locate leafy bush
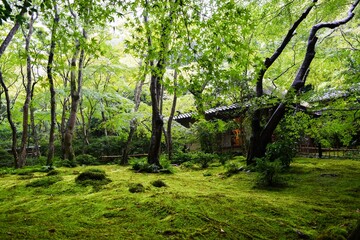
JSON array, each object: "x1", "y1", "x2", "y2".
[
  {"x1": 194, "y1": 119, "x2": 229, "y2": 153},
  {"x1": 266, "y1": 140, "x2": 297, "y2": 168},
  {"x1": 0, "y1": 148, "x2": 13, "y2": 167},
  {"x1": 128, "y1": 183, "x2": 145, "y2": 193},
  {"x1": 151, "y1": 179, "x2": 167, "y2": 188},
  {"x1": 76, "y1": 154, "x2": 99, "y2": 166},
  {"x1": 61, "y1": 159, "x2": 77, "y2": 168},
  {"x1": 75, "y1": 169, "x2": 111, "y2": 188},
  {"x1": 26, "y1": 176, "x2": 63, "y2": 188},
  {"x1": 173, "y1": 151, "x2": 218, "y2": 168},
  {"x1": 77, "y1": 136, "x2": 126, "y2": 158},
  {"x1": 172, "y1": 152, "x2": 194, "y2": 165},
  {"x1": 224, "y1": 161, "x2": 244, "y2": 176},
  {"x1": 26, "y1": 156, "x2": 47, "y2": 166},
  {"x1": 191, "y1": 152, "x2": 217, "y2": 168},
  {"x1": 255, "y1": 158, "x2": 285, "y2": 187}
]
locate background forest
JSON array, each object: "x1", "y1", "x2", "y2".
[{"x1": 0, "y1": 0, "x2": 359, "y2": 169}]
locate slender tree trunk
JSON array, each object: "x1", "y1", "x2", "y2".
[
  {"x1": 18, "y1": 13, "x2": 36, "y2": 168},
  {"x1": 63, "y1": 40, "x2": 84, "y2": 161},
  {"x1": 47, "y1": 2, "x2": 59, "y2": 166},
  {"x1": 0, "y1": 71, "x2": 18, "y2": 167},
  {"x1": 166, "y1": 67, "x2": 178, "y2": 161},
  {"x1": 0, "y1": 1, "x2": 30, "y2": 168},
  {"x1": 121, "y1": 72, "x2": 146, "y2": 165}
]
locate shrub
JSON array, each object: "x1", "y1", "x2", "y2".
[
  {"x1": 80, "y1": 136, "x2": 126, "y2": 158},
  {"x1": 46, "y1": 170, "x2": 60, "y2": 176},
  {"x1": 61, "y1": 159, "x2": 77, "y2": 168},
  {"x1": 128, "y1": 183, "x2": 145, "y2": 193},
  {"x1": 75, "y1": 169, "x2": 111, "y2": 188},
  {"x1": 26, "y1": 156, "x2": 46, "y2": 166},
  {"x1": 26, "y1": 176, "x2": 63, "y2": 188},
  {"x1": 0, "y1": 148, "x2": 13, "y2": 167},
  {"x1": 266, "y1": 140, "x2": 296, "y2": 168},
  {"x1": 224, "y1": 162, "x2": 244, "y2": 176},
  {"x1": 172, "y1": 152, "x2": 194, "y2": 165},
  {"x1": 151, "y1": 179, "x2": 167, "y2": 188},
  {"x1": 76, "y1": 154, "x2": 99, "y2": 166},
  {"x1": 255, "y1": 158, "x2": 285, "y2": 187},
  {"x1": 191, "y1": 152, "x2": 217, "y2": 168}
]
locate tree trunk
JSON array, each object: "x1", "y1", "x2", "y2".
[
  {"x1": 0, "y1": 1, "x2": 30, "y2": 168},
  {"x1": 246, "y1": 0, "x2": 318, "y2": 165},
  {"x1": 63, "y1": 42, "x2": 83, "y2": 161},
  {"x1": 146, "y1": 0, "x2": 178, "y2": 167},
  {"x1": 121, "y1": 72, "x2": 146, "y2": 165},
  {"x1": 246, "y1": 0, "x2": 359, "y2": 164},
  {"x1": 47, "y1": 2, "x2": 59, "y2": 166},
  {"x1": 0, "y1": 71, "x2": 18, "y2": 167},
  {"x1": 18, "y1": 13, "x2": 36, "y2": 168},
  {"x1": 166, "y1": 67, "x2": 178, "y2": 160}
]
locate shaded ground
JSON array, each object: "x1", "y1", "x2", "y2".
[{"x1": 0, "y1": 157, "x2": 359, "y2": 239}]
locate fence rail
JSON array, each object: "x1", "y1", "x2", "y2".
[{"x1": 297, "y1": 146, "x2": 360, "y2": 159}]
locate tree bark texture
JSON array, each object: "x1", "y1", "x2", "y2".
[
  {"x1": 47, "y1": 2, "x2": 59, "y2": 166},
  {"x1": 121, "y1": 70, "x2": 146, "y2": 165},
  {"x1": 147, "y1": 0, "x2": 178, "y2": 166},
  {"x1": 247, "y1": 0, "x2": 318, "y2": 165},
  {"x1": 18, "y1": 13, "x2": 36, "y2": 168},
  {"x1": 166, "y1": 68, "x2": 178, "y2": 161},
  {"x1": 247, "y1": 0, "x2": 359, "y2": 165}
]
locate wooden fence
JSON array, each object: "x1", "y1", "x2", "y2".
[{"x1": 297, "y1": 146, "x2": 360, "y2": 159}]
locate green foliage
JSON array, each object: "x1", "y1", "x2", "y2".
[
  {"x1": 191, "y1": 152, "x2": 217, "y2": 169},
  {"x1": 0, "y1": 148, "x2": 13, "y2": 168},
  {"x1": 174, "y1": 151, "x2": 218, "y2": 169},
  {"x1": 266, "y1": 140, "x2": 297, "y2": 168},
  {"x1": 61, "y1": 159, "x2": 77, "y2": 168},
  {"x1": 194, "y1": 119, "x2": 230, "y2": 153},
  {"x1": 224, "y1": 161, "x2": 244, "y2": 177},
  {"x1": 76, "y1": 154, "x2": 99, "y2": 166},
  {"x1": 151, "y1": 179, "x2": 167, "y2": 188},
  {"x1": 128, "y1": 183, "x2": 145, "y2": 193},
  {"x1": 77, "y1": 136, "x2": 125, "y2": 158},
  {"x1": 255, "y1": 158, "x2": 285, "y2": 187},
  {"x1": 75, "y1": 169, "x2": 111, "y2": 189},
  {"x1": 26, "y1": 176, "x2": 63, "y2": 188},
  {"x1": 130, "y1": 157, "x2": 173, "y2": 173}
]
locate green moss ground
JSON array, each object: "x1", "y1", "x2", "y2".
[{"x1": 0, "y1": 157, "x2": 359, "y2": 239}]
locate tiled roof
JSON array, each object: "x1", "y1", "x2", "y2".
[{"x1": 174, "y1": 103, "x2": 241, "y2": 120}]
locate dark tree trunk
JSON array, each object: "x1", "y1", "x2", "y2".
[
  {"x1": 146, "y1": 0, "x2": 178, "y2": 166},
  {"x1": 18, "y1": 13, "x2": 36, "y2": 168},
  {"x1": 47, "y1": 2, "x2": 59, "y2": 166},
  {"x1": 0, "y1": 1, "x2": 30, "y2": 168},
  {"x1": 247, "y1": 0, "x2": 359, "y2": 165},
  {"x1": 247, "y1": 0, "x2": 318, "y2": 165},
  {"x1": 148, "y1": 72, "x2": 164, "y2": 166},
  {"x1": 0, "y1": 71, "x2": 18, "y2": 167}
]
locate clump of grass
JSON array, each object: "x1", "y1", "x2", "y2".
[
  {"x1": 128, "y1": 183, "x2": 145, "y2": 193},
  {"x1": 255, "y1": 158, "x2": 286, "y2": 187},
  {"x1": 151, "y1": 179, "x2": 167, "y2": 188},
  {"x1": 75, "y1": 169, "x2": 111, "y2": 189},
  {"x1": 46, "y1": 170, "x2": 60, "y2": 176},
  {"x1": 26, "y1": 176, "x2": 63, "y2": 188}
]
